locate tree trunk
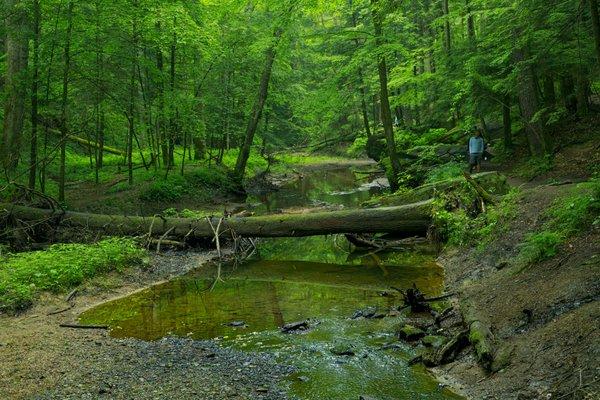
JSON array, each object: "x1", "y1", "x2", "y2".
[
  {"x1": 234, "y1": 27, "x2": 284, "y2": 182},
  {"x1": 59, "y1": 1, "x2": 74, "y2": 202},
  {"x1": 590, "y1": 0, "x2": 600, "y2": 68},
  {"x1": 358, "y1": 69, "x2": 372, "y2": 138},
  {"x1": 543, "y1": 75, "x2": 556, "y2": 108},
  {"x1": 443, "y1": 0, "x2": 451, "y2": 51},
  {"x1": 29, "y1": 0, "x2": 41, "y2": 190},
  {"x1": 502, "y1": 95, "x2": 512, "y2": 148},
  {"x1": 514, "y1": 48, "x2": 546, "y2": 156},
  {"x1": 1, "y1": 0, "x2": 30, "y2": 171},
  {"x1": 372, "y1": 0, "x2": 401, "y2": 192},
  {"x1": 560, "y1": 74, "x2": 577, "y2": 115},
  {"x1": 466, "y1": 0, "x2": 475, "y2": 43},
  {"x1": 0, "y1": 200, "x2": 433, "y2": 240},
  {"x1": 576, "y1": 74, "x2": 590, "y2": 117}
]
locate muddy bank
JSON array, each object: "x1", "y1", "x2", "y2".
[
  {"x1": 434, "y1": 184, "x2": 600, "y2": 400},
  {"x1": 0, "y1": 251, "x2": 293, "y2": 400}
]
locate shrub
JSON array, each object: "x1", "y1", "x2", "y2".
[
  {"x1": 347, "y1": 136, "x2": 368, "y2": 157},
  {"x1": 515, "y1": 155, "x2": 553, "y2": 180},
  {"x1": 139, "y1": 175, "x2": 187, "y2": 202},
  {"x1": 0, "y1": 238, "x2": 146, "y2": 313},
  {"x1": 516, "y1": 179, "x2": 600, "y2": 267}
]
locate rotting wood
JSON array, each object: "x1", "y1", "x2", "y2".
[
  {"x1": 463, "y1": 172, "x2": 497, "y2": 205},
  {"x1": 0, "y1": 200, "x2": 433, "y2": 240},
  {"x1": 460, "y1": 296, "x2": 495, "y2": 371}
]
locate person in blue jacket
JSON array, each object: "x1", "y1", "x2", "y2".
[{"x1": 468, "y1": 128, "x2": 485, "y2": 173}]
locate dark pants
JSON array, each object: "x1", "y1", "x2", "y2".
[{"x1": 469, "y1": 153, "x2": 483, "y2": 172}]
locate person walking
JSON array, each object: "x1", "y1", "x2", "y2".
[{"x1": 468, "y1": 128, "x2": 485, "y2": 173}]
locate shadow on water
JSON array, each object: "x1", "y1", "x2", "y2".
[{"x1": 80, "y1": 165, "x2": 464, "y2": 400}]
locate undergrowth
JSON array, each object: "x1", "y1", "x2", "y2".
[
  {"x1": 0, "y1": 238, "x2": 147, "y2": 313},
  {"x1": 433, "y1": 185, "x2": 521, "y2": 247},
  {"x1": 516, "y1": 179, "x2": 600, "y2": 267}
]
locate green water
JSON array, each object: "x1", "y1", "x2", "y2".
[{"x1": 80, "y1": 165, "x2": 463, "y2": 400}]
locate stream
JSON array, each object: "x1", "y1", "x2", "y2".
[{"x1": 80, "y1": 164, "x2": 463, "y2": 400}]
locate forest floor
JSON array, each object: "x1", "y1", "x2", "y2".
[
  {"x1": 434, "y1": 129, "x2": 600, "y2": 400},
  {"x1": 0, "y1": 251, "x2": 293, "y2": 400}
]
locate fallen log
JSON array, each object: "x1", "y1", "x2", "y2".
[
  {"x1": 365, "y1": 171, "x2": 508, "y2": 208},
  {"x1": 48, "y1": 128, "x2": 125, "y2": 156},
  {"x1": 0, "y1": 200, "x2": 432, "y2": 240},
  {"x1": 460, "y1": 296, "x2": 495, "y2": 371}
]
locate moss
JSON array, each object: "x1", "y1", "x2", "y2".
[{"x1": 398, "y1": 324, "x2": 426, "y2": 341}]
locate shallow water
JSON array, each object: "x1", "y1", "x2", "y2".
[{"x1": 80, "y1": 165, "x2": 463, "y2": 400}]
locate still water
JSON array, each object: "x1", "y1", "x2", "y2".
[{"x1": 80, "y1": 164, "x2": 463, "y2": 400}]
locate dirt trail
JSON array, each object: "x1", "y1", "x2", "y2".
[{"x1": 435, "y1": 140, "x2": 600, "y2": 399}]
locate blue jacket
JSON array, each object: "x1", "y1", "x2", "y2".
[{"x1": 469, "y1": 137, "x2": 484, "y2": 154}]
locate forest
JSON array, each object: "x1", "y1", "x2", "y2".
[{"x1": 0, "y1": 0, "x2": 599, "y2": 399}]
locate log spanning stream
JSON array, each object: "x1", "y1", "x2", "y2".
[{"x1": 80, "y1": 164, "x2": 464, "y2": 400}]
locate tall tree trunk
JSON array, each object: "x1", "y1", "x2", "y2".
[
  {"x1": 234, "y1": 27, "x2": 284, "y2": 182},
  {"x1": 502, "y1": 95, "x2": 512, "y2": 148},
  {"x1": 514, "y1": 48, "x2": 546, "y2": 156},
  {"x1": 560, "y1": 74, "x2": 577, "y2": 115},
  {"x1": 466, "y1": 0, "x2": 476, "y2": 43},
  {"x1": 543, "y1": 75, "x2": 556, "y2": 108},
  {"x1": 372, "y1": 0, "x2": 401, "y2": 192},
  {"x1": 2, "y1": 0, "x2": 30, "y2": 172},
  {"x1": 168, "y1": 22, "x2": 177, "y2": 171},
  {"x1": 128, "y1": 0, "x2": 139, "y2": 185},
  {"x1": 575, "y1": 74, "x2": 590, "y2": 117},
  {"x1": 29, "y1": 0, "x2": 41, "y2": 190},
  {"x1": 59, "y1": 1, "x2": 74, "y2": 202},
  {"x1": 358, "y1": 69, "x2": 372, "y2": 137},
  {"x1": 41, "y1": 2, "x2": 63, "y2": 193},
  {"x1": 590, "y1": 0, "x2": 600, "y2": 68},
  {"x1": 443, "y1": 0, "x2": 451, "y2": 52}
]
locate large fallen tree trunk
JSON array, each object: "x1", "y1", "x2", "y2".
[
  {"x1": 48, "y1": 128, "x2": 125, "y2": 156},
  {"x1": 1, "y1": 200, "x2": 433, "y2": 240}
]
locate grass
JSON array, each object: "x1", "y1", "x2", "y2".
[
  {"x1": 0, "y1": 238, "x2": 147, "y2": 313},
  {"x1": 516, "y1": 180, "x2": 600, "y2": 267}
]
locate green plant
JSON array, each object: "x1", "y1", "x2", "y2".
[
  {"x1": 139, "y1": 175, "x2": 188, "y2": 202},
  {"x1": 0, "y1": 238, "x2": 147, "y2": 313},
  {"x1": 516, "y1": 180, "x2": 600, "y2": 267},
  {"x1": 432, "y1": 187, "x2": 521, "y2": 246},
  {"x1": 347, "y1": 136, "x2": 368, "y2": 157},
  {"x1": 425, "y1": 162, "x2": 464, "y2": 184},
  {"x1": 515, "y1": 155, "x2": 554, "y2": 180}
]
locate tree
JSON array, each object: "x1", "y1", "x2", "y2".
[{"x1": 2, "y1": 0, "x2": 30, "y2": 172}]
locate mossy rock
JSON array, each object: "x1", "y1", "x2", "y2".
[
  {"x1": 421, "y1": 335, "x2": 448, "y2": 349},
  {"x1": 330, "y1": 341, "x2": 356, "y2": 356},
  {"x1": 398, "y1": 324, "x2": 426, "y2": 341}
]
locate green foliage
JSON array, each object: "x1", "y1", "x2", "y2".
[
  {"x1": 139, "y1": 175, "x2": 188, "y2": 202},
  {"x1": 516, "y1": 180, "x2": 600, "y2": 267},
  {"x1": 347, "y1": 136, "x2": 368, "y2": 157},
  {"x1": 515, "y1": 156, "x2": 554, "y2": 180},
  {"x1": 433, "y1": 187, "x2": 520, "y2": 247},
  {"x1": 425, "y1": 162, "x2": 464, "y2": 184},
  {"x1": 0, "y1": 238, "x2": 146, "y2": 313}
]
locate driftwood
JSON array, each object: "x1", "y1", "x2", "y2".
[
  {"x1": 59, "y1": 323, "x2": 108, "y2": 330},
  {"x1": 0, "y1": 200, "x2": 433, "y2": 240}
]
